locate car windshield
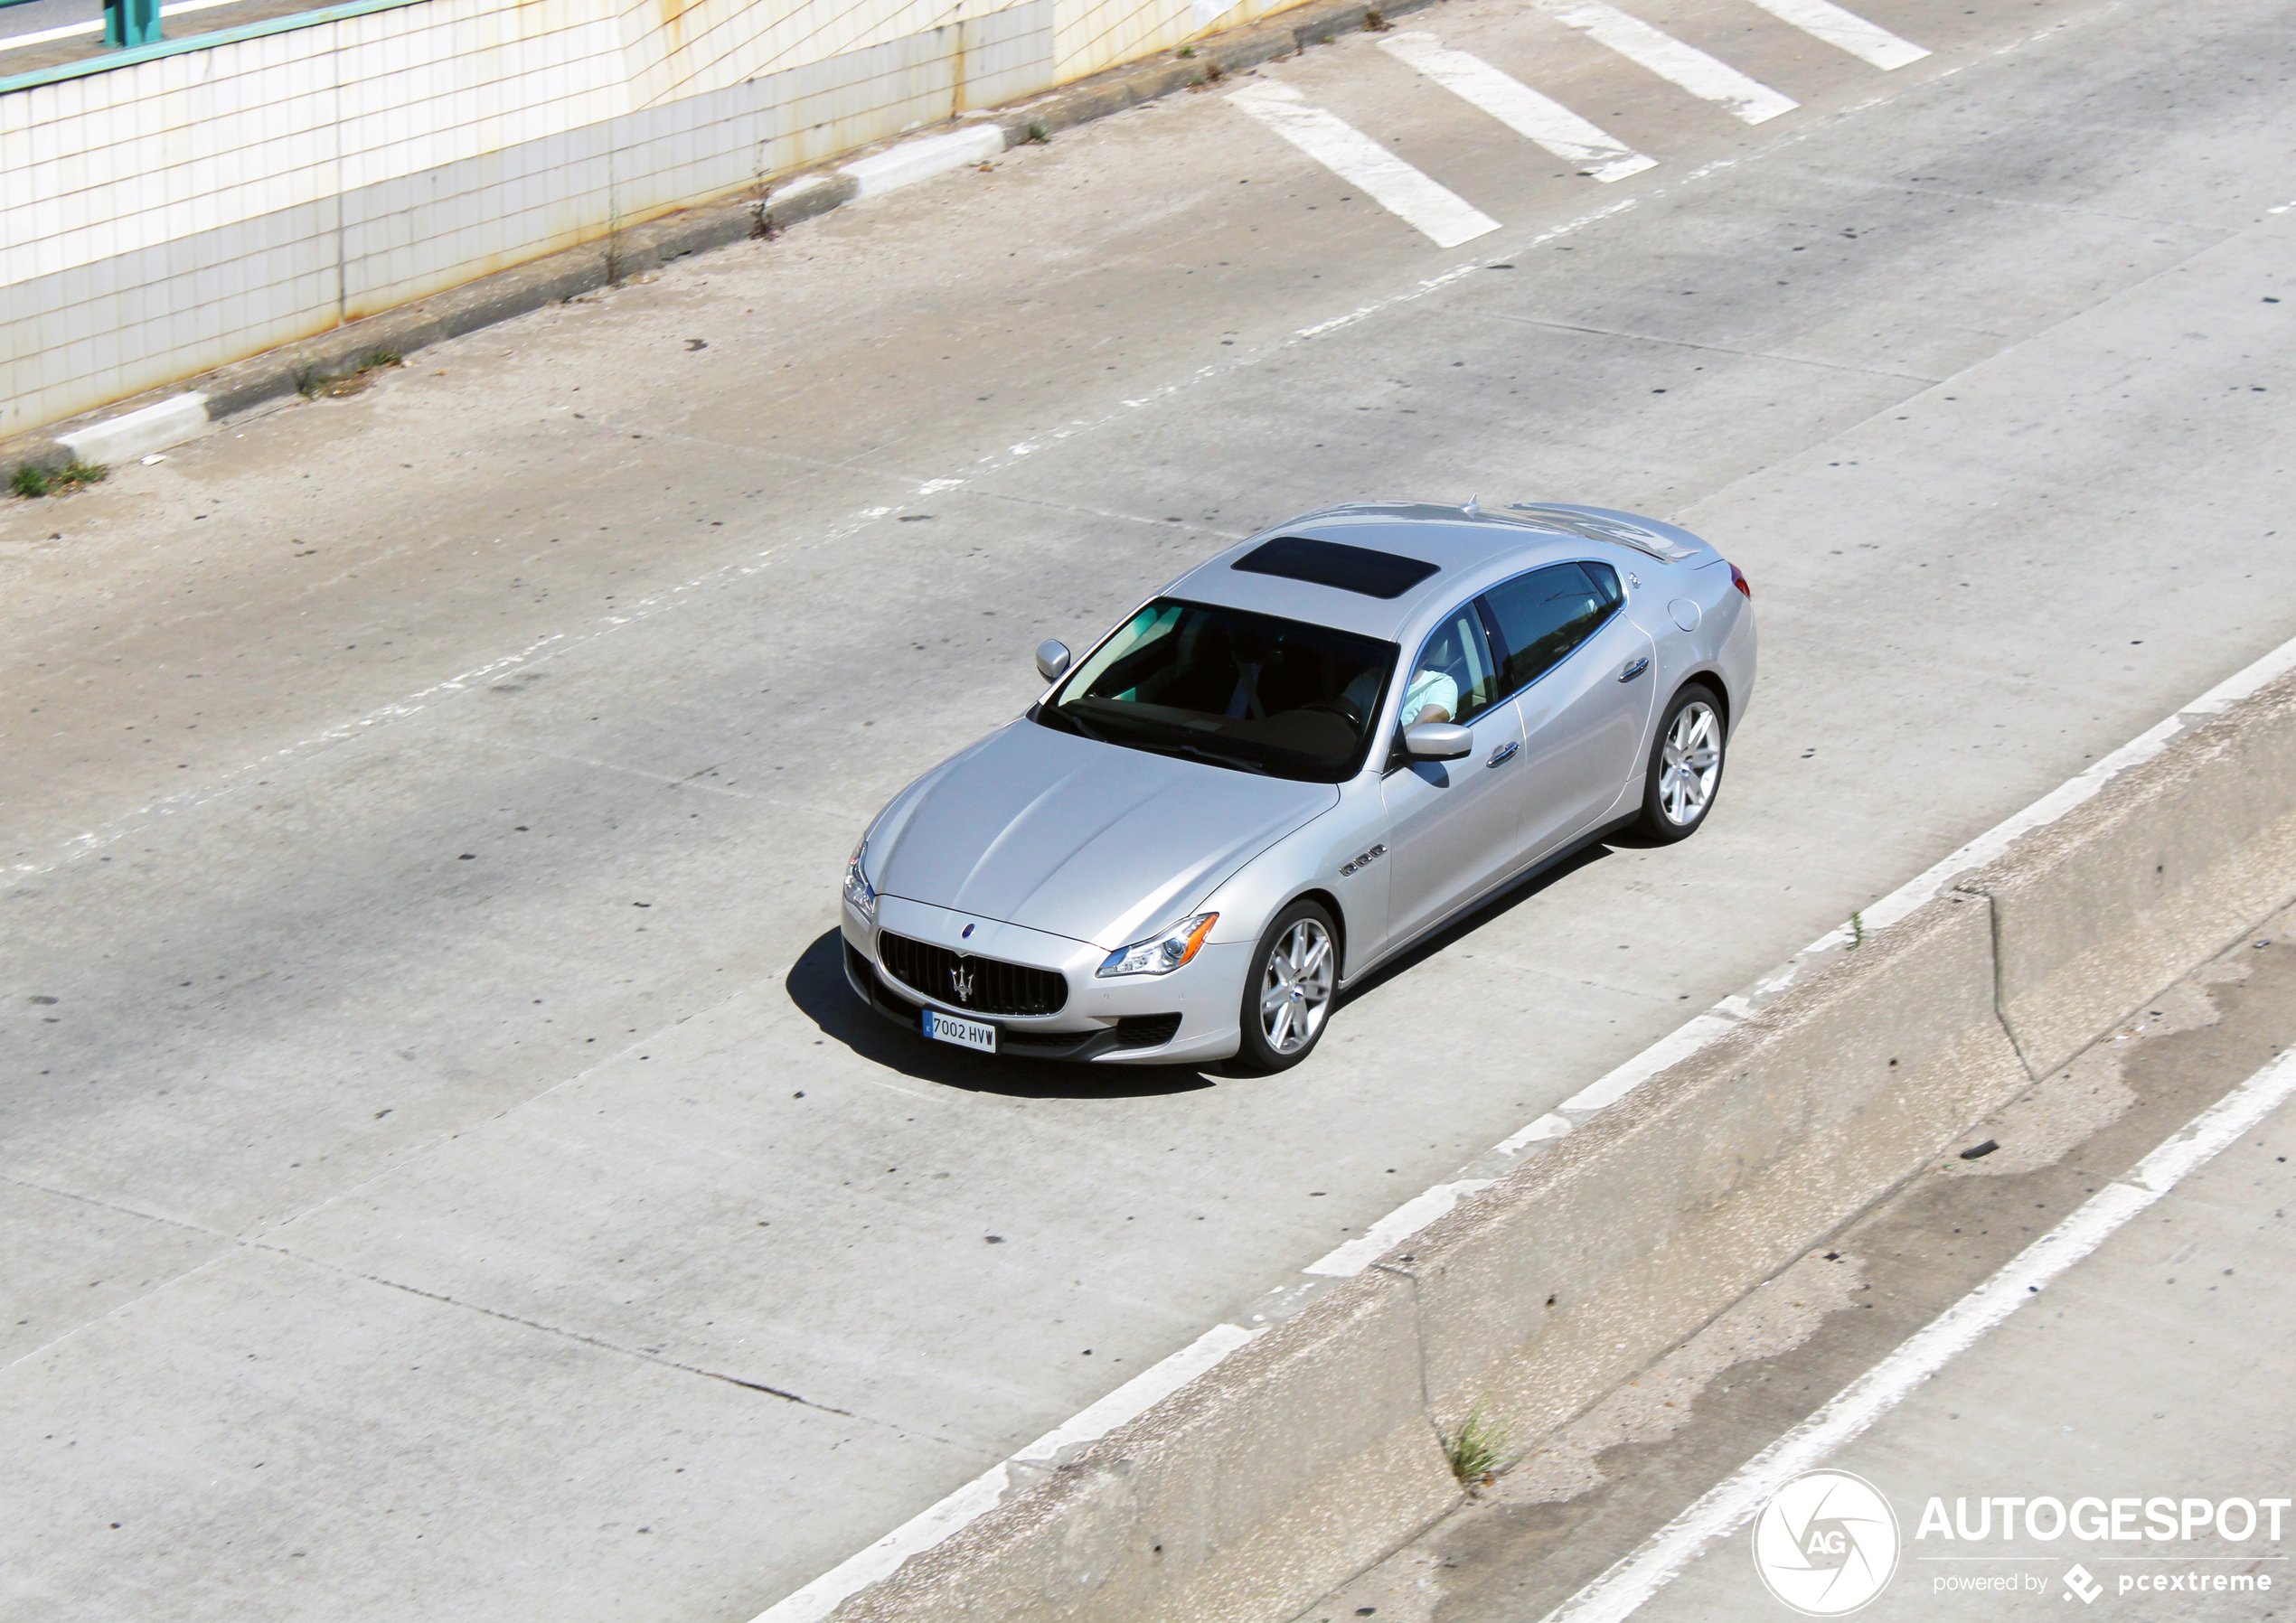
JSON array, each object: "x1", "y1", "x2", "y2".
[{"x1": 1038, "y1": 598, "x2": 1397, "y2": 783}]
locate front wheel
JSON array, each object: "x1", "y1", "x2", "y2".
[
  {"x1": 1233, "y1": 900, "x2": 1339, "y2": 1073},
  {"x1": 1634, "y1": 684, "x2": 1727, "y2": 842}
]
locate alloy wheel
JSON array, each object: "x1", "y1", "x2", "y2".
[
  {"x1": 1659, "y1": 700, "x2": 1722, "y2": 825},
  {"x1": 1257, "y1": 918, "x2": 1334, "y2": 1055}
]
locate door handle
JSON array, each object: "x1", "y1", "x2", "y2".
[
  {"x1": 1486, "y1": 740, "x2": 1520, "y2": 768},
  {"x1": 1619, "y1": 656, "x2": 1650, "y2": 682}
]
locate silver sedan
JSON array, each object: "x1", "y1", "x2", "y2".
[{"x1": 840, "y1": 501, "x2": 1756, "y2": 1070}]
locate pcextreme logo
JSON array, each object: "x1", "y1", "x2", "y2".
[{"x1": 1753, "y1": 1469, "x2": 1902, "y2": 1616}]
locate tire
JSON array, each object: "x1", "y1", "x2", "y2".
[
  {"x1": 1233, "y1": 899, "x2": 1340, "y2": 1073},
  {"x1": 1634, "y1": 683, "x2": 1727, "y2": 843}
]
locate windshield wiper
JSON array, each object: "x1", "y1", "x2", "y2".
[
  {"x1": 1045, "y1": 706, "x2": 1108, "y2": 743},
  {"x1": 1161, "y1": 741, "x2": 1270, "y2": 775}
]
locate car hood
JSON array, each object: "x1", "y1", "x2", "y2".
[{"x1": 871, "y1": 720, "x2": 1337, "y2": 948}]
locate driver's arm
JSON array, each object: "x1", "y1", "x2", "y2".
[{"x1": 1402, "y1": 670, "x2": 1459, "y2": 728}]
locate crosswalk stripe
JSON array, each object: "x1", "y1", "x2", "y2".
[
  {"x1": 1539, "y1": 0, "x2": 1798, "y2": 124},
  {"x1": 1228, "y1": 81, "x2": 1503, "y2": 248},
  {"x1": 1379, "y1": 32, "x2": 1658, "y2": 182},
  {"x1": 1740, "y1": 0, "x2": 1929, "y2": 69}
]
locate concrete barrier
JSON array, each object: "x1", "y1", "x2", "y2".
[
  {"x1": 809, "y1": 666, "x2": 2296, "y2": 1623},
  {"x1": 1404, "y1": 888, "x2": 2022, "y2": 1440},
  {"x1": 1965, "y1": 674, "x2": 2296, "y2": 1078}
]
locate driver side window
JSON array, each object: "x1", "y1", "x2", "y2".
[{"x1": 1403, "y1": 605, "x2": 1501, "y2": 727}]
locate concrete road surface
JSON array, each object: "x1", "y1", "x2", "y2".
[{"x1": 3, "y1": 0, "x2": 2293, "y2": 1613}]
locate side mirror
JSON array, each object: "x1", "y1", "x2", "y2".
[
  {"x1": 1403, "y1": 722, "x2": 1473, "y2": 761},
  {"x1": 1035, "y1": 640, "x2": 1072, "y2": 684}
]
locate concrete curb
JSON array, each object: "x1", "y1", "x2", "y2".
[
  {"x1": 0, "y1": 0, "x2": 1432, "y2": 489},
  {"x1": 783, "y1": 648, "x2": 2296, "y2": 1623}
]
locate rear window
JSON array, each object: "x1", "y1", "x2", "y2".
[{"x1": 1231, "y1": 536, "x2": 1440, "y2": 600}]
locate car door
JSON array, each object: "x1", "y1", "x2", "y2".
[
  {"x1": 1482, "y1": 560, "x2": 1658, "y2": 863},
  {"x1": 1378, "y1": 598, "x2": 1527, "y2": 951}
]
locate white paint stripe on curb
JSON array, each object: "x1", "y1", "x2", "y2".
[
  {"x1": 841, "y1": 127, "x2": 1004, "y2": 200},
  {"x1": 1539, "y1": 0, "x2": 1798, "y2": 124},
  {"x1": 1537, "y1": 1043, "x2": 2296, "y2": 1623},
  {"x1": 55, "y1": 391, "x2": 209, "y2": 468},
  {"x1": 751, "y1": 1323, "x2": 1261, "y2": 1623},
  {"x1": 1379, "y1": 33, "x2": 1657, "y2": 182},
  {"x1": 1228, "y1": 81, "x2": 1503, "y2": 248},
  {"x1": 1304, "y1": 1179, "x2": 1496, "y2": 1277},
  {"x1": 1740, "y1": 0, "x2": 1929, "y2": 70}
]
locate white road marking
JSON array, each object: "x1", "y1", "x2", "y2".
[
  {"x1": 750, "y1": 1323, "x2": 1261, "y2": 1623},
  {"x1": 1741, "y1": 0, "x2": 1930, "y2": 70},
  {"x1": 1304, "y1": 1179, "x2": 1495, "y2": 1277},
  {"x1": 1228, "y1": 80, "x2": 1502, "y2": 248},
  {"x1": 1540, "y1": 0, "x2": 1799, "y2": 123},
  {"x1": 1379, "y1": 32, "x2": 1657, "y2": 182},
  {"x1": 1537, "y1": 1045, "x2": 2296, "y2": 1623},
  {"x1": 1494, "y1": 1112, "x2": 1575, "y2": 1155}
]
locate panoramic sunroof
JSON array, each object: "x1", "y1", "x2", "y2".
[{"x1": 1230, "y1": 535, "x2": 1440, "y2": 600}]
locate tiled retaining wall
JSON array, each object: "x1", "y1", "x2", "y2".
[{"x1": 1, "y1": 0, "x2": 1279, "y2": 437}]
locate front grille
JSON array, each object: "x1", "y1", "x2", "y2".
[{"x1": 878, "y1": 931, "x2": 1068, "y2": 1017}]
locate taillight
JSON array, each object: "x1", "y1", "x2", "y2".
[{"x1": 1728, "y1": 563, "x2": 1752, "y2": 598}]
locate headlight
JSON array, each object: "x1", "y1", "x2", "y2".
[
  {"x1": 842, "y1": 837, "x2": 878, "y2": 920},
  {"x1": 1098, "y1": 913, "x2": 1217, "y2": 978}
]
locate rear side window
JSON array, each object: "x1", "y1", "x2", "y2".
[{"x1": 1482, "y1": 562, "x2": 1620, "y2": 694}]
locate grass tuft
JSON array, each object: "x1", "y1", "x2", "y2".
[
  {"x1": 1025, "y1": 121, "x2": 1051, "y2": 143},
  {"x1": 1849, "y1": 909, "x2": 1866, "y2": 949},
  {"x1": 10, "y1": 459, "x2": 106, "y2": 497},
  {"x1": 1444, "y1": 1402, "x2": 1521, "y2": 1490},
  {"x1": 1364, "y1": 8, "x2": 1391, "y2": 28}
]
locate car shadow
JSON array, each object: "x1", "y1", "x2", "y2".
[
  {"x1": 782, "y1": 930, "x2": 1221, "y2": 1099},
  {"x1": 1334, "y1": 834, "x2": 1619, "y2": 1009}
]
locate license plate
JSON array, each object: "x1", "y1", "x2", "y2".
[{"x1": 923, "y1": 1008, "x2": 997, "y2": 1054}]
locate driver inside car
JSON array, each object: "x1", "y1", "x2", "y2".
[{"x1": 1343, "y1": 661, "x2": 1457, "y2": 728}]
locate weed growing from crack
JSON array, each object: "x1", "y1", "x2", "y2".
[
  {"x1": 1444, "y1": 1402, "x2": 1521, "y2": 1490},
  {"x1": 1849, "y1": 909, "x2": 1866, "y2": 949},
  {"x1": 1176, "y1": 42, "x2": 1194, "y2": 55},
  {"x1": 1364, "y1": 7, "x2": 1391, "y2": 28},
  {"x1": 1024, "y1": 121, "x2": 1051, "y2": 144},
  {"x1": 10, "y1": 460, "x2": 106, "y2": 498}
]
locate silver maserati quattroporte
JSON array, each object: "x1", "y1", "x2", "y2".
[{"x1": 840, "y1": 501, "x2": 1756, "y2": 1070}]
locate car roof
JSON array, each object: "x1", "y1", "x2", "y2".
[{"x1": 1161, "y1": 502, "x2": 1716, "y2": 642}]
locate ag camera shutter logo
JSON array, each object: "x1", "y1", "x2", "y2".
[{"x1": 1753, "y1": 1469, "x2": 1901, "y2": 1615}]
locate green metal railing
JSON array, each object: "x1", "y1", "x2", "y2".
[{"x1": 0, "y1": 0, "x2": 163, "y2": 49}]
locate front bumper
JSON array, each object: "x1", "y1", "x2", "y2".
[{"x1": 841, "y1": 894, "x2": 1244, "y2": 1064}]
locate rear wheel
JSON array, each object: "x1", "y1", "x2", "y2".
[
  {"x1": 1234, "y1": 900, "x2": 1338, "y2": 1073},
  {"x1": 1635, "y1": 684, "x2": 1726, "y2": 842}
]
